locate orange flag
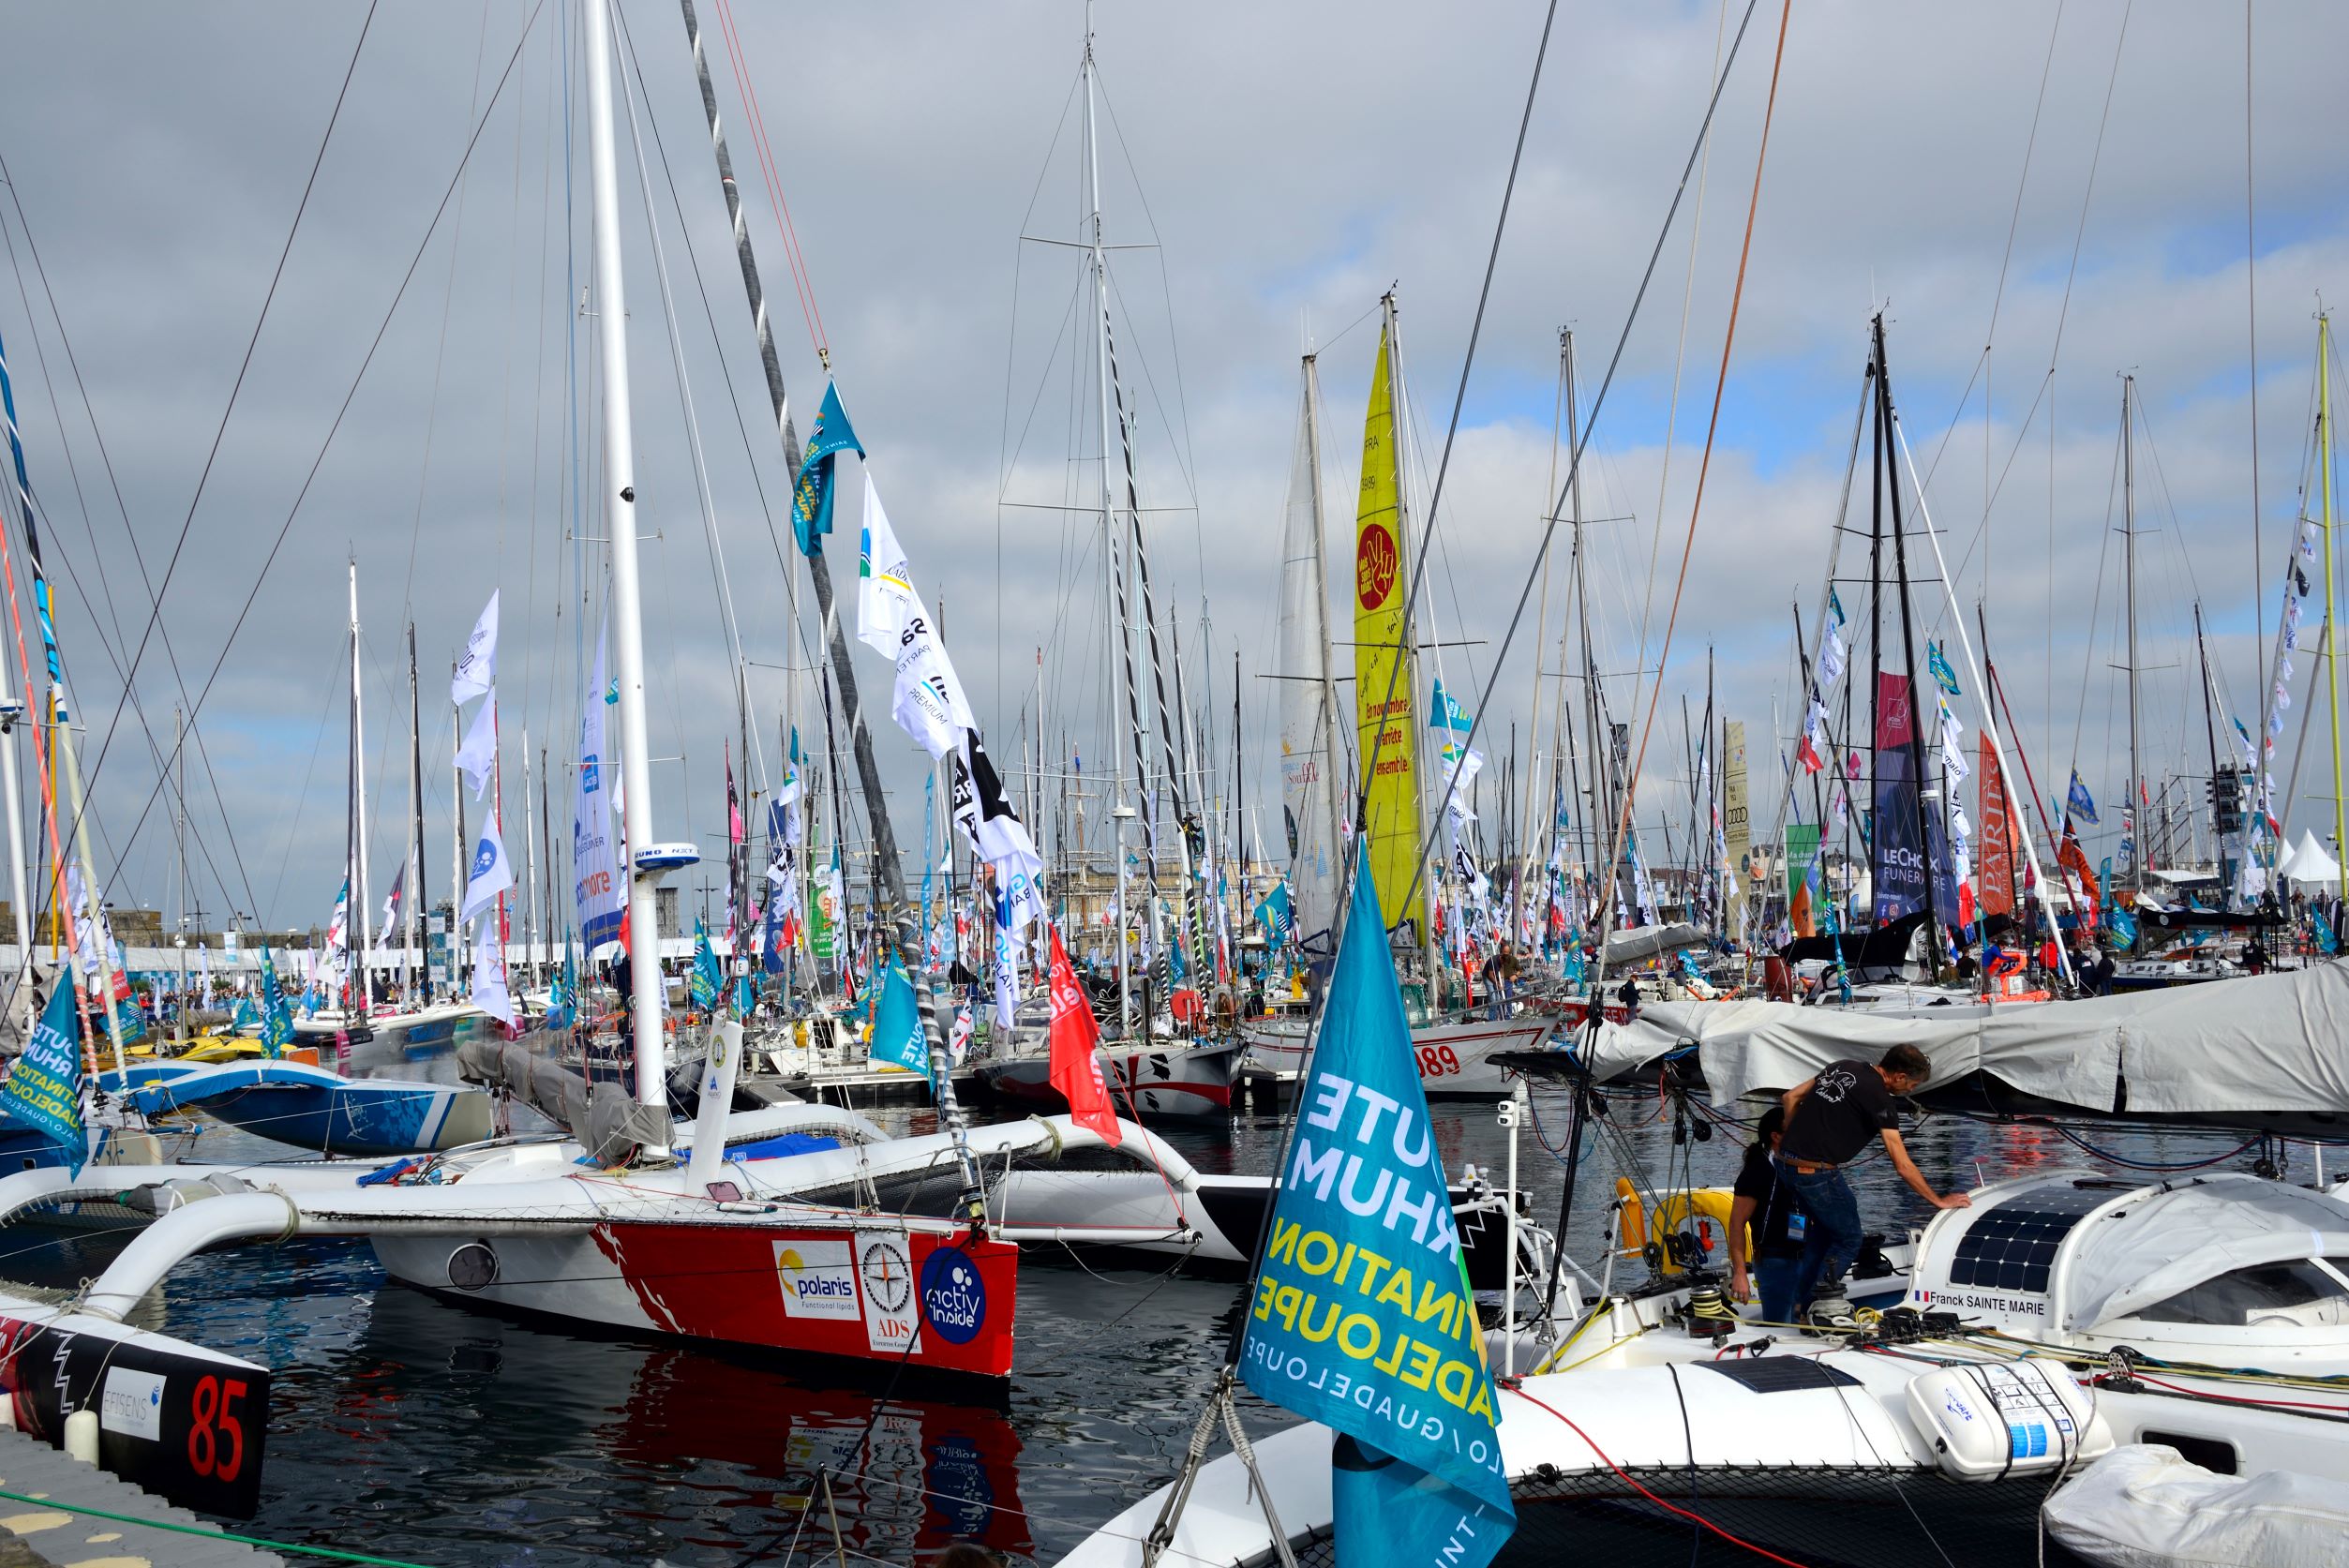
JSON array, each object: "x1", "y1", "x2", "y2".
[{"x1": 1047, "y1": 929, "x2": 1121, "y2": 1144}]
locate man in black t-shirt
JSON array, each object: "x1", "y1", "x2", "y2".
[{"x1": 1778, "y1": 1042, "x2": 1969, "y2": 1328}]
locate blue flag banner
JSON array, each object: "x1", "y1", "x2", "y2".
[
  {"x1": 2067, "y1": 769, "x2": 2100, "y2": 825},
  {"x1": 790, "y1": 381, "x2": 864, "y2": 556},
  {"x1": 691, "y1": 918, "x2": 722, "y2": 1010},
  {"x1": 1926, "y1": 640, "x2": 1962, "y2": 697},
  {"x1": 870, "y1": 961, "x2": 928, "y2": 1074},
  {"x1": 260, "y1": 948, "x2": 292, "y2": 1057},
  {"x1": 1429, "y1": 679, "x2": 1475, "y2": 735},
  {"x1": 1239, "y1": 869, "x2": 1514, "y2": 1568},
  {"x1": 2, "y1": 978, "x2": 86, "y2": 1173},
  {"x1": 1254, "y1": 882, "x2": 1294, "y2": 947}
]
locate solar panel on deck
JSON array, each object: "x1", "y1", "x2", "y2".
[{"x1": 1947, "y1": 1184, "x2": 2111, "y2": 1294}]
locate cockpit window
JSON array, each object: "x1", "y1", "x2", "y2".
[{"x1": 2134, "y1": 1259, "x2": 2349, "y2": 1328}]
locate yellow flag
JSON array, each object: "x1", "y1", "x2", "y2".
[{"x1": 1353, "y1": 322, "x2": 1422, "y2": 928}]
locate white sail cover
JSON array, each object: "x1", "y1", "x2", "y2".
[
  {"x1": 2044, "y1": 1444, "x2": 2349, "y2": 1568},
  {"x1": 1276, "y1": 367, "x2": 1342, "y2": 948},
  {"x1": 572, "y1": 627, "x2": 622, "y2": 951},
  {"x1": 1580, "y1": 963, "x2": 2349, "y2": 1118}
]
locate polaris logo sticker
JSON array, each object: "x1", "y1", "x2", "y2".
[{"x1": 774, "y1": 1240, "x2": 859, "y2": 1322}]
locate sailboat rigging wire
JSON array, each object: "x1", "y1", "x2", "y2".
[
  {"x1": 708, "y1": 0, "x2": 826, "y2": 359},
  {"x1": 1581, "y1": 0, "x2": 1790, "y2": 951},
  {"x1": 65, "y1": 0, "x2": 380, "y2": 809},
  {"x1": 64, "y1": 0, "x2": 548, "y2": 885},
  {"x1": 1380, "y1": 0, "x2": 1764, "y2": 922}
]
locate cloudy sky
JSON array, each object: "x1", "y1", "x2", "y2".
[{"x1": 0, "y1": 0, "x2": 2340, "y2": 933}]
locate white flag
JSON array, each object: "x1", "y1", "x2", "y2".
[
  {"x1": 456, "y1": 690, "x2": 498, "y2": 799},
  {"x1": 471, "y1": 918, "x2": 514, "y2": 1025},
  {"x1": 857, "y1": 474, "x2": 918, "y2": 655},
  {"x1": 451, "y1": 590, "x2": 500, "y2": 706},
  {"x1": 1817, "y1": 620, "x2": 1847, "y2": 687},
  {"x1": 462, "y1": 820, "x2": 515, "y2": 924}
]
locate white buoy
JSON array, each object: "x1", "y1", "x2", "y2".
[{"x1": 63, "y1": 1409, "x2": 97, "y2": 1464}]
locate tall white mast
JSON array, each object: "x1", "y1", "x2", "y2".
[
  {"x1": 1084, "y1": 7, "x2": 1132, "y2": 1039},
  {"x1": 2121, "y1": 375, "x2": 2142, "y2": 896},
  {"x1": 585, "y1": 0, "x2": 666, "y2": 1118},
  {"x1": 347, "y1": 559, "x2": 372, "y2": 1006}
]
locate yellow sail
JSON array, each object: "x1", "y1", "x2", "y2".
[{"x1": 1354, "y1": 319, "x2": 1422, "y2": 928}]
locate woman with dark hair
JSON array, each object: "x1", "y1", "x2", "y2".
[{"x1": 1727, "y1": 1104, "x2": 1805, "y2": 1327}]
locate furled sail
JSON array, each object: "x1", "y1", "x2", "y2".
[{"x1": 1277, "y1": 354, "x2": 1343, "y2": 948}]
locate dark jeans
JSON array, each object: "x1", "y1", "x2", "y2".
[
  {"x1": 1754, "y1": 1255, "x2": 1803, "y2": 1328},
  {"x1": 1782, "y1": 1163, "x2": 1863, "y2": 1306}
]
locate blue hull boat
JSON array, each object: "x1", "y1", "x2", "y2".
[{"x1": 105, "y1": 1060, "x2": 491, "y2": 1157}]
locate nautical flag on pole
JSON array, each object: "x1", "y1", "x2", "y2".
[
  {"x1": 791, "y1": 381, "x2": 863, "y2": 556},
  {"x1": 260, "y1": 946, "x2": 293, "y2": 1056},
  {"x1": 691, "y1": 918, "x2": 722, "y2": 1011},
  {"x1": 2, "y1": 978, "x2": 85, "y2": 1174},
  {"x1": 1429, "y1": 679, "x2": 1475, "y2": 734},
  {"x1": 869, "y1": 960, "x2": 929, "y2": 1074},
  {"x1": 380, "y1": 864, "x2": 405, "y2": 935},
  {"x1": 462, "y1": 821, "x2": 515, "y2": 924},
  {"x1": 1817, "y1": 618, "x2": 1848, "y2": 688},
  {"x1": 1797, "y1": 698, "x2": 1829, "y2": 773},
  {"x1": 450, "y1": 590, "x2": 500, "y2": 706},
  {"x1": 1046, "y1": 928, "x2": 1118, "y2": 1144},
  {"x1": 2066, "y1": 769, "x2": 2100, "y2": 825},
  {"x1": 471, "y1": 918, "x2": 514, "y2": 1025},
  {"x1": 951, "y1": 732, "x2": 1045, "y2": 929},
  {"x1": 1253, "y1": 882, "x2": 1294, "y2": 947},
  {"x1": 1927, "y1": 640, "x2": 1962, "y2": 697},
  {"x1": 456, "y1": 691, "x2": 498, "y2": 799},
  {"x1": 1238, "y1": 868, "x2": 1513, "y2": 1568}
]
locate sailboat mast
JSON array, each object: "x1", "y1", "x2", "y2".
[
  {"x1": 174, "y1": 705, "x2": 187, "y2": 1039},
  {"x1": 451, "y1": 679, "x2": 466, "y2": 1000},
  {"x1": 347, "y1": 560, "x2": 372, "y2": 1007},
  {"x1": 0, "y1": 630, "x2": 27, "y2": 1035},
  {"x1": 1083, "y1": 13, "x2": 1132, "y2": 1040},
  {"x1": 2320, "y1": 312, "x2": 2342, "y2": 909},
  {"x1": 583, "y1": 0, "x2": 665, "y2": 1117},
  {"x1": 1564, "y1": 330, "x2": 1605, "y2": 945},
  {"x1": 2122, "y1": 374, "x2": 2143, "y2": 894},
  {"x1": 1876, "y1": 319, "x2": 1943, "y2": 969}
]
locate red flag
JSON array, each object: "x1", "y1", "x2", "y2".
[{"x1": 1047, "y1": 929, "x2": 1120, "y2": 1144}]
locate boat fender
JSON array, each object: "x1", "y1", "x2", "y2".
[{"x1": 1906, "y1": 1357, "x2": 2111, "y2": 1481}]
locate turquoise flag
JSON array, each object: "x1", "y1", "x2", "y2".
[
  {"x1": 690, "y1": 918, "x2": 722, "y2": 1009},
  {"x1": 790, "y1": 381, "x2": 863, "y2": 556},
  {"x1": 231, "y1": 994, "x2": 260, "y2": 1032},
  {"x1": 1927, "y1": 640, "x2": 1962, "y2": 697},
  {"x1": 1254, "y1": 882, "x2": 1294, "y2": 947},
  {"x1": 1239, "y1": 868, "x2": 1514, "y2": 1568},
  {"x1": 1429, "y1": 679, "x2": 1475, "y2": 734},
  {"x1": 260, "y1": 948, "x2": 292, "y2": 1057},
  {"x1": 2, "y1": 978, "x2": 86, "y2": 1173},
  {"x1": 869, "y1": 961, "x2": 928, "y2": 1074}
]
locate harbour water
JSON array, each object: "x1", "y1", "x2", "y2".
[{"x1": 1, "y1": 1086, "x2": 2276, "y2": 1566}]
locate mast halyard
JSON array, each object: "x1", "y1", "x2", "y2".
[{"x1": 406, "y1": 623, "x2": 424, "y2": 1008}]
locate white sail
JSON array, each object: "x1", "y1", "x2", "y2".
[{"x1": 1277, "y1": 355, "x2": 1344, "y2": 948}]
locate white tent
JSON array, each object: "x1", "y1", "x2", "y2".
[{"x1": 2277, "y1": 829, "x2": 2342, "y2": 888}]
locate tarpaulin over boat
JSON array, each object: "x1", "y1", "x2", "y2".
[
  {"x1": 1576, "y1": 961, "x2": 2349, "y2": 1118},
  {"x1": 1601, "y1": 922, "x2": 1708, "y2": 966}
]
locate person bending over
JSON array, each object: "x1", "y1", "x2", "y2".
[{"x1": 1778, "y1": 1042, "x2": 1968, "y2": 1329}]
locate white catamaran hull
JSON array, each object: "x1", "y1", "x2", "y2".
[{"x1": 1242, "y1": 1016, "x2": 1549, "y2": 1095}]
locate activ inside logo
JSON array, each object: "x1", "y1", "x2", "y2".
[{"x1": 920, "y1": 1247, "x2": 987, "y2": 1344}]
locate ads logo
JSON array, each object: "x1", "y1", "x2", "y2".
[
  {"x1": 920, "y1": 1247, "x2": 988, "y2": 1345},
  {"x1": 1356, "y1": 522, "x2": 1398, "y2": 611}
]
